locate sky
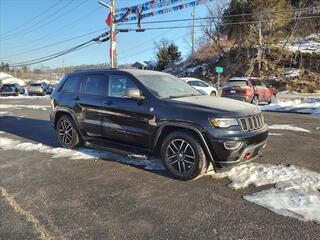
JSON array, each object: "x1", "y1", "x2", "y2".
[{"x1": 0, "y1": 0, "x2": 219, "y2": 69}]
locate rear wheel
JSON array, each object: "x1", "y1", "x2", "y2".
[
  {"x1": 210, "y1": 91, "x2": 216, "y2": 96},
  {"x1": 269, "y1": 94, "x2": 276, "y2": 104},
  {"x1": 56, "y1": 115, "x2": 81, "y2": 149},
  {"x1": 161, "y1": 131, "x2": 208, "y2": 180},
  {"x1": 251, "y1": 95, "x2": 259, "y2": 105}
]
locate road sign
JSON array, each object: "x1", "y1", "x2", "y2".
[{"x1": 215, "y1": 66, "x2": 224, "y2": 73}]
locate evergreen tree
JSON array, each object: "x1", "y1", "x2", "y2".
[{"x1": 155, "y1": 39, "x2": 182, "y2": 71}]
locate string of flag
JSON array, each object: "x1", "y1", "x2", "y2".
[{"x1": 114, "y1": 0, "x2": 214, "y2": 24}]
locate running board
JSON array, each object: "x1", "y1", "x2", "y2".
[{"x1": 85, "y1": 141, "x2": 150, "y2": 160}]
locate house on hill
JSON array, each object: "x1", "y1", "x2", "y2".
[{"x1": 132, "y1": 61, "x2": 157, "y2": 70}]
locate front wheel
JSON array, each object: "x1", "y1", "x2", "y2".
[
  {"x1": 56, "y1": 115, "x2": 81, "y2": 149},
  {"x1": 161, "y1": 131, "x2": 208, "y2": 180},
  {"x1": 210, "y1": 91, "x2": 217, "y2": 96}
]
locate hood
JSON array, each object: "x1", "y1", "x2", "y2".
[{"x1": 167, "y1": 95, "x2": 260, "y2": 117}]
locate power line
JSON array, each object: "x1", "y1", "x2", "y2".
[
  {"x1": 117, "y1": 15, "x2": 320, "y2": 31},
  {"x1": 9, "y1": 32, "x2": 110, "y2": 67},
  {"x1": 4, "y1": 6, "x2": 102, "y2": 52},
  {"x1": 2, "y1": 27, "x2": 107, "y2": 59},
  {"x1": 0, "y1": 0, "x2": 63, "y2": 37},
  {"x1": 1, "y1": 0, "x2": 90, "y2": 41}
]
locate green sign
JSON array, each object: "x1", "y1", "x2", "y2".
[{"x1": 215, "y1": 66, "x2": 224, "y2": 73}]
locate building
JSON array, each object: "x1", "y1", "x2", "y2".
[{"x1": 132, "y1": 61, "x2": 157, "y2": 70}]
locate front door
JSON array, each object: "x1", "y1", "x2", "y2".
[{"x1": 101, "y1": 73, "x2": 154, "y2": 148}]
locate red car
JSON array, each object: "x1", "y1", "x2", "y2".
[{"x1": 221, "y1": 77, "x2": 277, "y2": 105}]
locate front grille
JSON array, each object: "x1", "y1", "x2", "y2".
[{"x1": 239, "y1": 114, "x2": 265, "y2": 131}]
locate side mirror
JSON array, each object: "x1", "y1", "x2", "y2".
[{"x1": 125, "y1": 88, "x2": 145, "y2": 101}]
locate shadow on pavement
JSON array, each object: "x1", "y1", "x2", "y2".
[{"x1": 0, "y1": 115, "x2": 170, "y2": 178}]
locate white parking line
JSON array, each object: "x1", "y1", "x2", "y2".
[{"x1": 0, "y1": 187, "x2": 53, "y2": 240}]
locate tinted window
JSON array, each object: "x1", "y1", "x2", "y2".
[
  {"x1": 108, "y1": 74, "x2": 138, "y2": 98},
  {"x1": 224, "y1": 81, "x2": 247, "y2": 87},
  {"x1": 188, "y1": 81, "x2": 198, "y2": 86},
  {"x1": 82, "y1": 75, "x2": 106, "y2": 96},
  {"x1": 61, "y1": 76, "x2": 82, "y2": 93},
  {"x1": 196, "y1": 81, "x2": 208, "y2": 87},
  {"x1": 31, "y1": 83, "x2": 42, "y2": 87},
  {"x1": 252, "y1": 80, "x2": 261, "y2": 86}
]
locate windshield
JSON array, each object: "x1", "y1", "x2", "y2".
[
  {"x1": 224, "y1": 81, "x2": 247, "y2": 87},
  {"x1": 135, "y1": 73, "x2": 201, "y2": 98}
]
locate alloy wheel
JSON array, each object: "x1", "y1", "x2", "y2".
[
  {"x1": 166, "y1": 139, "x2": 196, "y2": 174},
  {"x1": 58, "y1": 120, "x2": 73, "y2": 145}
]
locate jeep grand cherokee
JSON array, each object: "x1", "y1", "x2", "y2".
[{"x1": 50, "y1": 69, "x2": 268, "y2": 180}]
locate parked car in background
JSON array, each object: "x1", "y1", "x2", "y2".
[
  {"x1": 221, "y1": 77, "x2": 277, "y2": 105},
  {"x1": 181, "y1": 77, "x2": 218, "y2": 96},
  {"x1": 0, "y1": 84, "x2": 20, "y2": 96},
  {"x1": 14, "y1": 83, "x2": 25, "y2": 94},
  {"x1": 50, "y1": 69, "x2": 268, "y2": 180},
  {"x1": 28, "y1": 82, "x2": 47, "y2": 96}
]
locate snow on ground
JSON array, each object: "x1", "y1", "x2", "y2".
[
  {"x1": 0, "y1": 104, "x2": 50, "y2": 110},
  {"x1": 0, "y1": 134, "x2": 164, "y2": 171},
  {"x1": 280, "y1": 34, "x2": 320, "y2": 53},
  {"x1": 261, "y1": 97, "x2": 320, "y2": 115},
  {"x1": 268, "y1": 133, "x2": 283, "y2": 136},
  {"x1": 0, "y1": 94, "x2": 49, "y2": 99},
  {"x1": 269, "y1": 124, "x2": 311, "y2": 133},
  {"x1": 209, "y1": 163, "x2": 320, "y2": 224}
]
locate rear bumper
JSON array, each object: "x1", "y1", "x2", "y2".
[
  {"x1": 206, "y1": 125, "x2": 268, "y2": 170},
  {"x1": 221, "y1": 95, "x2": 252, "y2": 102}
]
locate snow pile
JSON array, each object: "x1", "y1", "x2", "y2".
[
  {"x1": 269, "y1": 124, "x2": 310, "y2": 133},
  {"x1": 209, "y1": 163, "x2": 320, "y2": 224},
  {"x1": 285, "y1": 69, "x2": 300, "y2": 78},
  {"x1": 261, "y1": 97, "x2": 320, "y2": 115},
  {"x1": 0, "y1": 94, "x2": 49, "y2": 99},
  {"x1": 0, "y1": 135, "x2": 164, "y2": 171},
  {"x1": 282, "y1": 34, "x2": 320, "y2": 53},
  {"x1": 0, "y1": 104, "x2": 50, "y2": 110},
  {"x1": 0, "y1": 72, "x2": 26, "y2": 86}
]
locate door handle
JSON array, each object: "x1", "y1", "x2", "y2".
[
  {"x1": 103, "y1": 100, "x2": 113, "y2": 105},
  {"x1": 73, "y1": 96, "x2": 80, "y2": 101}
]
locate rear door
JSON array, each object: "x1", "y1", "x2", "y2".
[
  {"x1": 77, "y1": 74, "x2": 108, "y2": 137},
  {"x1": 252, "y1": 79, "x2": 265, "y2": 99},
  {"x1": 101, "y1": 73, "x2": 153, "y2": 148},
  {"x1": 261, "y1": 81, "x2": 272, "y2": 100}
]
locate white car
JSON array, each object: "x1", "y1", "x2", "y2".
[{"x1": 181, "y1": 77, "x2": 218, "y2": 96}]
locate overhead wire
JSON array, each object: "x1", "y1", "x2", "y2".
[
  {"x1": 1, "y1": 0, "x2": 90, "y2": 41},
  {"x1": 0, "y1": 0, "x2": 63, "y2": 37}
]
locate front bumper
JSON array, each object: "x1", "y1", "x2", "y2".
[{"x1": 206, "y1": 125, "x2": 268, "y2": 170}]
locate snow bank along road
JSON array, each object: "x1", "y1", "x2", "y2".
[{"x1": 0, "y1": 98, "x2": 320, "y2": 240}]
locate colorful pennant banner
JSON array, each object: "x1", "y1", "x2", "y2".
[{"x1": 115, "y1": 0, "x2": 213, "y2": 24}]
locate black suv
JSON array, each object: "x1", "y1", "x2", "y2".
[{"x1": 50, "y1": 69, "x2": 268, "y2": 180}]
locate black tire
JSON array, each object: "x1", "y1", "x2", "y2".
[
  {"x1": 251, "y1": 95, "x2": 259, "y2": 105},
  {"x1": 269, "y1": 94, "x2": 276, "y2": 104},
  {"x1": 56, "y1": 115, "x2": 81, "y2": 149},
  {"x1": 161, "y1": 131, "x2": 208, "y2": 180},
  {"x1": 210, "y1": 91, "x2": 216, "y2": 96},
  {"x1": 42, "y1": 91, "x2": 46, "y2": 96}
]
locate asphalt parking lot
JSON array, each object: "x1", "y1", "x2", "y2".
[{"x1": 1, "y1": 97, "x2": 320, "y2": 240}]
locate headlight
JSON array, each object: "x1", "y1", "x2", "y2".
[{"x1": 210, "y1": 118, "x2": 239, "y2": 128}]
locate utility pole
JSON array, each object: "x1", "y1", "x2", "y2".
[
  {"x1": 191, "y1": 6, "x2": 195, "y2": 55},
  {"x1": 99, "y1": 0, "x2": 117, "y2": 68},
  {"x1": 257, "y1": 13, "x2": 262, "y2": 75},
  {"x1": 110, "y1": 0, "x2": 116, "y2": 68}
]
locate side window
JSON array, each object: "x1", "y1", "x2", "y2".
[
  {"x1": 189, "y1": 81, "x2": 198, "y2": 86},
  {"x1": 82, "y1": 75, "x2": 106, "y2": 96},
  {"x1": 61, "y1": 76, "x2": 82, "y2": 93},
  {"x1": 197, "y1": 81, "x2": 208, "y2": 87},
  {"x1": 261, "y1": 81, "x2": 267, "y2": 87},
  {"x1": 108, "y1": 74, "x2": 138, "y2": 98}
]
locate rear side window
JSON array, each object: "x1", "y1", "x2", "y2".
[
  {"x1": 61, "y1": 76, "x2": 82, "y2": 93},
  {"x1": 81, "y1": 75, "x2": 106, "y2": 96},
  {"x1": 188, "y1": 81, "x2": 198, "y2": 86},
  {"x1": 225, "y1": 81, "x2": 247, "y2": 87}
]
